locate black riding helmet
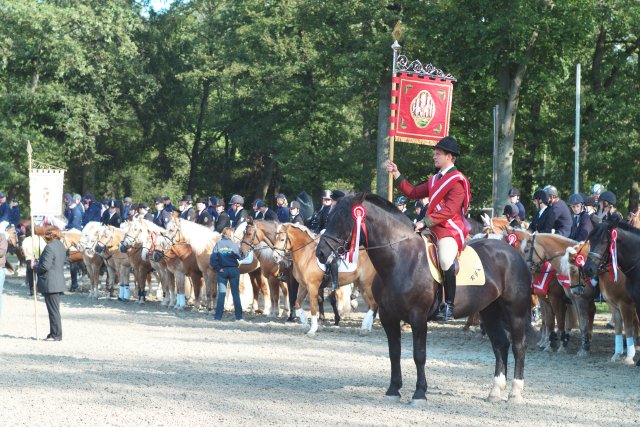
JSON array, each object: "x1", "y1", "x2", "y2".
[
  {"x1": 533, "y1": 189, "x2": 548, "y2": 203},
  {"x1": 568, "y1": 193, "x2": 584, "y2": 205},
  {"x1": 395, "y1": 196, "x2": 408, "y2": 206},
  {"x1": 598, "y1": 190, "x2": 616, "y2": 205}
]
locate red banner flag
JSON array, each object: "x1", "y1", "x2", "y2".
[{"x1": 389, "y1": 73, "x2": 453, "y2": 145}]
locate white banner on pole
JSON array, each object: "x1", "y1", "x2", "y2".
[{"x1": 29, "y1": 169, "x2": 65, "y2": 217}]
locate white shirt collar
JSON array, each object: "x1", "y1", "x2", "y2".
[{"x1": 439, "y1": 165, "x2": 455, "y2": 175}]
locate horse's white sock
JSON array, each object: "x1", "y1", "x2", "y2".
[
  {"x1": 626, "y1": 337, "x2": 636, "y2": 359},
  {"x1": 615, "y1": 335, "x2": 623, "y2": 354}
]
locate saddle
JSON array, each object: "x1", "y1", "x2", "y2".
[{"x1": 421, "y1": 234, "x2": 486, "y2": 286}]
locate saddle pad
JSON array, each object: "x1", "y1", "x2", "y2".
[
  {"x1": 422, "y1": 236, "x2": 486, "y2": 286},
  {"x1": 316, "y1": 256, "x2": 358, "y2": 273}
]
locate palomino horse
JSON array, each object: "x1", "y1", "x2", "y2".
[
  {"x1": 565, "y1": 241, "x2": 638, "y2": 364},
  {"x1": 78, "y1": 222, "x2": 106, "y2": 298},
  {"x1": 509, "y1": 229, "x2": 586, "y2": 353},
  {"x1": 119, "y1": 221, "x2": 155, "y2": 304},
  {"x1": 584, "y1": 219, "x2": 640, "y2": 366},
  {"x1": 95, "y1": 225, "x2": 132, "y2": 301},
  {"x1": 317, "y1": 195, "x2": 532, "y2": 403},
  {"x1": 124, "y1": 219, "x2": 176, "y2": 307},
  {"x1": 238, "y1": 220, "x2": 289, "y2": 317},
  {"x1": 164, "y1": 219, "x2": 220, "y2": 310},
  {"x1": 273, "y1": 222, "x2": 378, "y2": 336},
  {"x1": 147, "y1": 222, "x2": 204, "y2": 310}
]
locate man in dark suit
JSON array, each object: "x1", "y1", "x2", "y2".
[
  {"x1": 137, "y1": 203, "x2": 154, "y2": 222},
  {"x1": 545, "y1": 185, "x2": 572, "y2": 237},
  {"x1": 196, "y1": 197, "x2": 213, "y2": 228},
  {"x1": 255, "y1": 200, "x2": 278, "y2": 221},
  {"x1": 36, "y1": 227, "x2": 68, "y2": 341},
  {"x1": 213, "y1": 198, "x2": 230, "y2": 233},
  {"x1": 153, "y1": 198, "x2": 173, "y2": 229},
  {"x1": 101, "y1": 200, "x2": 122, "y2": 227},
  {"x1": 179, "y1": 195, "x2": 196, "y2": 222},
  {"x1": 289, "y1": 201, "x2": 305, "y2": 225},
  {"x1": 529, "y1": 189, "x2": 555, "y2": 233}
]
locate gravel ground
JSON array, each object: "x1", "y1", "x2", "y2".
[{"x1": 1, "y1": 270, "x2": 639, "y2": 427}]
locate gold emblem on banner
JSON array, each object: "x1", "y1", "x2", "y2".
[{"x1": 410, "y1": 90, "x2": 436, "y2": 128}]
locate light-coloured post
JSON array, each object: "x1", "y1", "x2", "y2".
[
  {"x1": 492, "y1": 105, "x2": 499, "y2": 217},
  {"x1": 574, "y1": 63, "x2": 581, "y2": 194},
  {"x1": 388, "y1": 40, "x2": 401, "y2": 202},
  {"x1": 27, "y1": 141, "x2": 39, "y2": 340}
]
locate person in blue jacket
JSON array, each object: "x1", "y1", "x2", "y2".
[{"x1": 209, "y1": 227, "x2": 253, "y2": 321}]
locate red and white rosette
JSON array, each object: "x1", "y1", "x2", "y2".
[
  {"x1": 574, "y1": 254, "x2": 586, "y2": 268},
  {"x1": 609, "y1": 228, "x2": 619, "y2": 282},
  {"x1": 506, "y1": 233, "x2": 518, "y2": 247},
  {"x1": 347, "y1": 204, "x2": 368, "y2": 263}
]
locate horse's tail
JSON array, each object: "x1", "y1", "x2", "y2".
[{"x1": 525, "y1": 311, "x2": 539, "y2": 346}]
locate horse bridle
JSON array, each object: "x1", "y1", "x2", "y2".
[
  {"x1": 524, "y1": 233, "x2": 565, "y2": 274},
  {"x1": 241, "y1": 224, "x2": 277, "y2": 252},
  {"x1": 274, "y1": 224, "x2": 322, "y2": 256}
]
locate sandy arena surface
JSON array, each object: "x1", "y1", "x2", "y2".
[{"x1": 1, "y1": 269, "x2": 639, "y2": 427}]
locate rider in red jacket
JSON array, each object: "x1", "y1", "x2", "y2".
[{"x1": 387, "y1": 136, "x2": 471, "y2": 321}]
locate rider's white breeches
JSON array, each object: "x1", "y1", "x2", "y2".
[{"x1": 437, "y1": 237, "x2": 458, "y2": 271}]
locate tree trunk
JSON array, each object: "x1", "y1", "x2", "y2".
[
  {"x1": 376, "y1": 81, "x2": 391, "y2": 198},
  {"x1": 359, "y1": 120, "x2": 374, "y2": 193},
  {"x1": 494, "y1": 31, "x2": 538, "y2": 216},
  {"x1": 256, "y1": 157, "x2": 276, "y2": 201},
  {"x1": 522, "y1": 99, "x2": 542, "y2": 206},
  {"x1": 186, "y1": 79, "x2": 211, "y2": 195},
  {"x1": 629, "y1": 181, "x2": 639, "y2": 212}
]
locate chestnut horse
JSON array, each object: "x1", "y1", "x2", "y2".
[
  {"x1": 95, "y1": 225, "x2": 132, "y2": 301},
  {"x1": 124, "y1": 219, "x2": 176, "y2": 307},
  {"x1": 237, "y1": 220, "x2": 289, "y2": 318},
  {"x1": 77, "y1": 222, "x2": 107, "y2": 298},
  {"x1": 272, "y1": 222, "x2": 379, "y2": 336},
  {"x1": 510, "y1": 229, "x2": 586, "y2": 353},
  {"x1": 164, "y1": 219, "x2": 220, "y2": 310},
  {"x1": 316, "y1": 194, "x2": 531, "y2": 404},
  {"x1": 565, "y1": 241, "x2": 638, "y2": 364}
]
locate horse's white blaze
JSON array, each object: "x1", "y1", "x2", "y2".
[
  {"x1": 488, "y1": 374, "x2": 506, "y2": 401},
  {"x1": 307, "y1": 315, "x2": 318, "y2": 335},
  {"x1": 361, "y1": 309, "x2": 375, "y2": 332}
]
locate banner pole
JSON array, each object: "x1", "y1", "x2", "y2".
[
  {"x1": 27, "y1": 141, "x2": 39, "y2": 340},
  {"x1": 388, "y1": 40, "x2": 401, "y2": 202}
]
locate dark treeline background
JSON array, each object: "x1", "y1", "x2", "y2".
[{"x1": 1, "y1": 0, "x2": 639, "y2": 216}]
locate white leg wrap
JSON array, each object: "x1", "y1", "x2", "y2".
[
  {"x1": 509, "y1": 379, "x2": 524, "y2": 402},
  {"x1": 296, "y1": 308, "x2": 307, "y2": 324},
  {"x1": 307, "y1": 315, "x2": 318, "y2": 335},
  {"x1": 615, "y1": 334, "x2": 624, "y2": 355},
  {"x1": 625, "y1": 337, "x2": 636, "y2": 364},
  {"x1": 361, "y1": 309, "x2": 375, "y2": 332},
  {"x1": 488, "y1": 374, "x2": 506, "y2": 401}
]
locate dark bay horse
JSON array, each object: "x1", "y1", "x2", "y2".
[
  {"x1": 316, "y1": 194, "x2": 532, "y2": 404},
  {"x1": 584, "y1": 219, "x2": 640, "y2": 366}
]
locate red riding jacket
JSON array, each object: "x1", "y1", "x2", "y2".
[{"x1": 395, "y1": 166, "x2": 471, "y2": 251}]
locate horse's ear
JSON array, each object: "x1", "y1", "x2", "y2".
[
  {"x1": 354, "y1": 192, "x2": 366, "y2": 204},
  {"x1": 247, "y1": 216, "x2": 254, "y2": 225}
]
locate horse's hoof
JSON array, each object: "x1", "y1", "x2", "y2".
[
  {"x1": 543, "y1": 345, "x2": 554, "y2": 353},
  {"x1": 384, "y1": 395, "x2": 401, "y2": 403},
  {"x1": 557, "y1": 346, "x2": 567, "y2": 354},
  {"x1": 611, "y1": 354, "x2": 622, "y2": 363},
  {"x1": 306, "y1": 332, "x2": 316, "y2": 338},
  {"x1": 359, "y1": 329, "x2": 370, "y2": 337},
  {"x1": 508, "y1": 394, "x2": 524, "y2": 404},
  {"x1": 624, "y1": 357, "x2": 635, "y2": 366},
  {"x1": 487, "y1": 394, "x2": 502, "y2": 403},
  {"x1": 576, "y1": 349, "x2": 589, "y2": 357},
  {"x1": 409, "y1": 398, "x2": 426, "y2": 407}
]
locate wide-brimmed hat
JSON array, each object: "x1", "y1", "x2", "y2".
[{"x1": 432, "y1": 136, "x2": 460, "y2": 156}]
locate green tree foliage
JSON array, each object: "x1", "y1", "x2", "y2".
[{"x1": 0, "y1": 0, "x2": 638, "y2": 216}]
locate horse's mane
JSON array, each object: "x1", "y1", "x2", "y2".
[
  {"x1": 535, "y1": 233, "x2": 577, "y2": 246},
  {"x1": 286, "y1": 222, "x2": 315, "y2": 240},
  {"x1": 255, "y1": 219, "x2": 279, "y2": 235},
  {"x1": 609, "y1": 219, "x2": 640, "y2": 237},
  {"x1": 363, "y1": 193, "x2": 403, "y2": 215},
  {"x1": 141, "y1": 219, "x2": 166, "y2": 234},
  {"x1": 177, "y1": 218, "x2": 219, "y2": 252}
]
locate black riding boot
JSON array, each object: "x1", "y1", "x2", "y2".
[
  {"x1": 329, "y1": 259, "x2": 339, "y2": 291},
  {"x1": 435, "y1": 265, "x2": 456, "y2": 321}
]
